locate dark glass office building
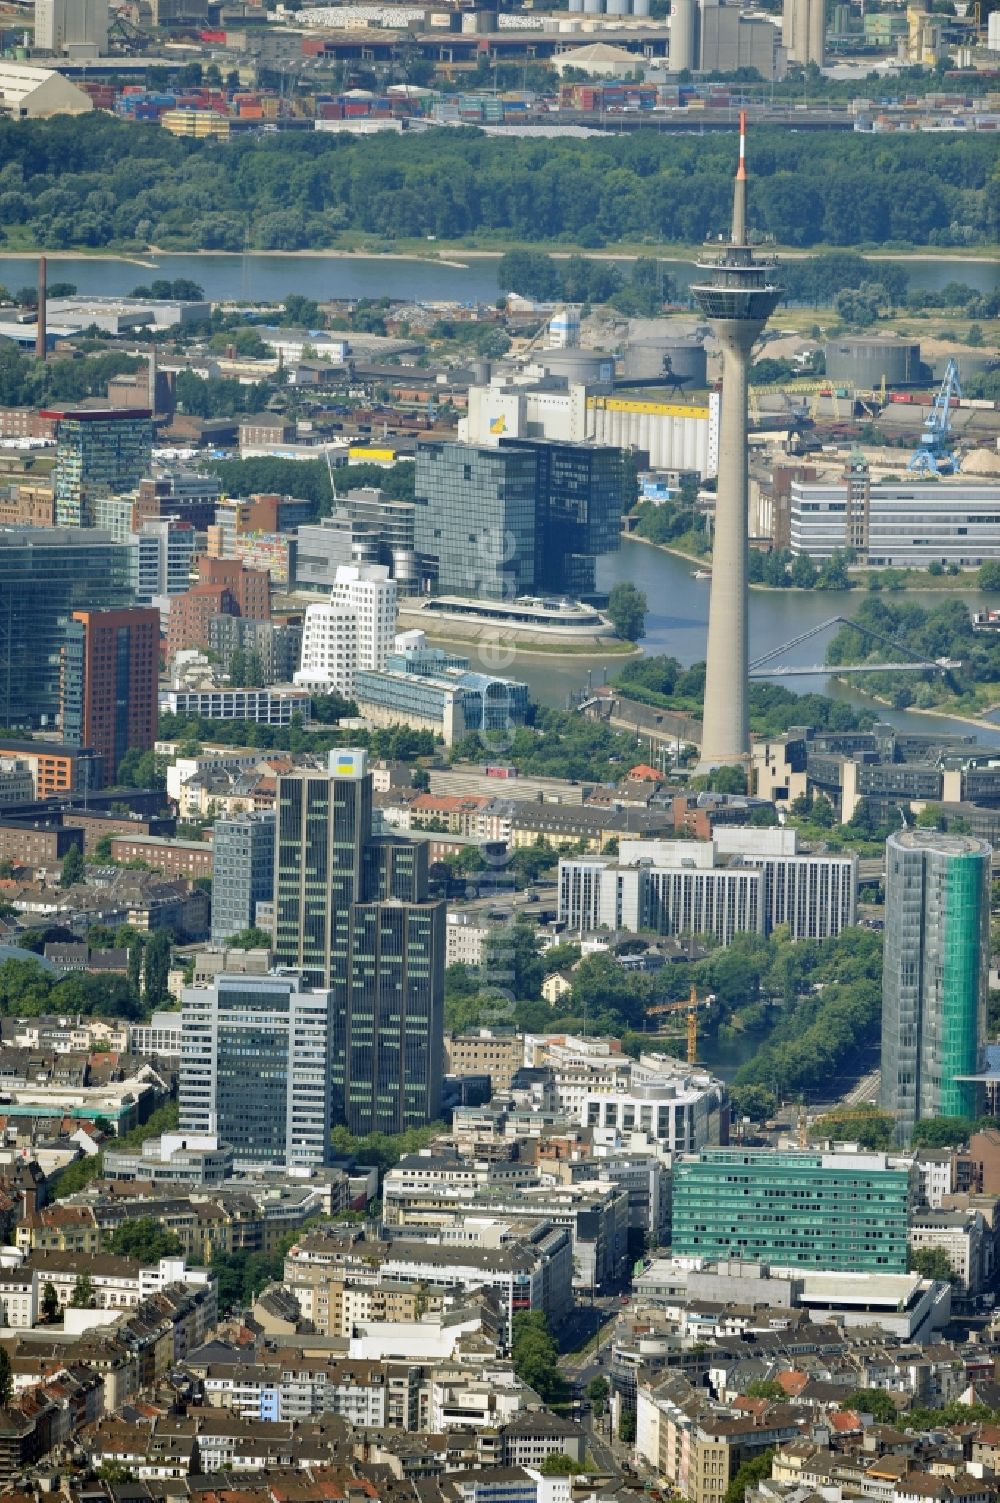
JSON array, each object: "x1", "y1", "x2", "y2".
[
  {"x1": 0, "y1": 529, "x2": 135, "y2": 732},
  {"x1": 414, "y1": 439, "x2": 629, "y2": 600},
  {"x1": 413, "y1": 441, "x2": 538, "y2": 600},
  {"x1": 274, "y1": 749, "x2": 445, "y2": 1135},
  {"x1": 502, "y1": 437, "x2": 630, "y2": 597}
]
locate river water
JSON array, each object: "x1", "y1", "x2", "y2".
[
  {"x1": 2, "y1": 251, "x2": 996, "y2": 303},
  {"x1": 459, "y1": 537, "x2": 1000, "y2": 749}
]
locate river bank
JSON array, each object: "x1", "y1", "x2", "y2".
[
  {"x1": 627, "y1": 530, "x2": 995, "y2": 596},
  {"x1": 3, "y1": 240, "x2": 997, "y2": 268}
]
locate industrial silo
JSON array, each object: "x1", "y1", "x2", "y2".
[
  {"x1": 669, "y1": 0, "x2": 697, "y2": 70},
  {"x1": 824, "y1": 335, "x2": 921, "y2": 387},
  {"x1": 633, "y1": 0, "x2": 651, "y2": 17},
  {"x1": 624, "y1": 336, "x2": 708, "y2": 387}
]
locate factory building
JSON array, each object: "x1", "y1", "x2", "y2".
[
  {"x1": 461, "y1": 382, "x2": 719, "y2": 478},
  {"x1": 669, "y1": 0, "x2": 785, "y2": 77}
]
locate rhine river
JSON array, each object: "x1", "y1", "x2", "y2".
[{"x1": 0, "y1": 251, "x2": 996, "y2": 303}]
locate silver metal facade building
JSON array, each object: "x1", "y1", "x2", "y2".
[
  {"x1": 880, "y1": 829, "x2": 991, "y2": 1145},
  {"x1": 179, "y1": 972, "x2": 335, "y2": 1171}
]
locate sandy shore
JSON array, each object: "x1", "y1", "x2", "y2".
[{"x1": 7, "y1": 244, "x2": 994, "y2": 269}]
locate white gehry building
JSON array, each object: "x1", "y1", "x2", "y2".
[{"x1": 294, "y1": 563, "x2": 397, "y2": 696}]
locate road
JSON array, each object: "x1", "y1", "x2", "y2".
[{"x1": 839, "y1": 1066, "x2": 882, "y2": 1108}]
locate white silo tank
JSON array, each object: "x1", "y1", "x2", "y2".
[
  {"x1": 670, "y1": 0, "x2": 697, "y2": 69},
  {"x1": 988, "y1": 10, "x2": 1000, "y2": 49},
  {"x1": 633, "y1": 0, "x2": 651, "y2": 17}
]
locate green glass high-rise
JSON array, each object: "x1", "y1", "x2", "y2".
[
  {"x1": 43, "y1": 407, "x2": 153, "y2": 528},
  {"x1": 672, "y1": 1148, "x2": 911, "y2": 1272},
  {"x1": 0, "y1": 529, "x2": 135, "y2": 731},
  {"x1": 274, "y1": 749, "x2": 445, "y2": 1136},
  {"x1": 881, "y1": 829, "x2": 991, "y2": 1144}
]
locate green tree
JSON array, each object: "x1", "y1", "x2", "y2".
[
  {"x1": 511, "y1": 1311, "x2": 566, "y2": 1405},
  {"x1": 0, "y1": 1347, "x2": 11, "y2": 1405},
  {"x1": 538, "y1": 1454, "x2": 579, "y2": 1476},
  {"x1": 224, "y1": 927, "x2": 273, "y2": 950},
  {"x1": 841, "y1": 1388, "x2": 898, "y2": 1422},
  {"x1": 724, "y1": 1450, "x2": 774, "y2": 1503},
  {"x1": 745, "y1": 1380, "x2": 785, "y2": 1400},
  {"x1": 607, "y1": 581, "x2": 647, "y2": 642},
  {"x1": 127, "y1": 936, "x2": 143, "y2": 997},
  {"x1": 142, "y1": 930, "x2": 171, "y2": 1004},
  {"x1": 70, "y1": 1273, "x2": 95, "y2": 1307},
  {"x1": 60, "y1": 843, "x2": 85, "y2": 887},
  {"x1": 729, "y1": 1084, "x2": 778, "y2": 1123},
  {"x1": 808, "y1": 1105, "x2": 894, "y2": 1150},
  {"x1": 105, "y1": 1217, "x2": 183, "y2": 1264},
  {"x1": 41, "y1": 1280, "x2": 59, "y2": 1323},
  {"x1": 328, "y1": 1120, "x2": 446, "y2": 1177},
  {"x1": 586, "y1": 1375, "x2": 610, "y2": 1415},
  {"x1": 909, "y1": 1246, "x2": 958, "y2": 1283},
  {"x1": 978, "y1": 561, "x2": 1000, "y2": 591},
  {"x1": 911, "y1": 1116, "x2": 976, "y2": 1148},
  {"x1": 619, "y1": 1409, "x2": 636, "y2": 1443}
]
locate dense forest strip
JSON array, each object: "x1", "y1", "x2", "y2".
[{"x1": 0, "y1": 116, "x2": 995, "y2": 252}]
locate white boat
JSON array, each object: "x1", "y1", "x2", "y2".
[{"x1": 691, "y1": 569, "x2": 712, "y2": 580}]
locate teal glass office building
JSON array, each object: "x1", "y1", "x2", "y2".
[
  {"x1": 672, "y1": 1148, "x2": 911, "y2": 1272},
  {"x1": 881, "y1": 829, "x2": 990, "y2": 1144}
]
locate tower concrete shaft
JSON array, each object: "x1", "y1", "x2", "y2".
[{"x1": 690, "y1": 113, "x2": 780, "y2": 769}]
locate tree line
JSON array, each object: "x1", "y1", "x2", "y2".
[
  {"x1": 826, "y1": 596, "x2": 994, "y2": 710},
  {"x1": 0, "y1": 115, "x2": 993, "y2": 252}
]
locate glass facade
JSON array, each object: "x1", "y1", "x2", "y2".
[
  {"x1": 274, "y1": 756, "x2": 445, "y2": 1134},
  {"x1": 179, "y1": 975, "x2": 335, "y2": 1170},
  {"x1": 0, "y1": 529, "x2": 134, "y2": 731},
  {"x1": 45, "y1": 409, "x2": 153, "y2": 528},
  {"x1": 414, "y1": 439, "x2": 631, "y2": 602},
  {"x1": 413, "y1": 442, "x2": 539, "y2": 600},
  {"x1": 881, "y1": 830, "x2": 990, "y2": 1144},
  {"x1": 672, "y1": 1148, "x2": 911, "y2": 1272},
  {"x1": 502, "y1": 438, "x2": 629, "y2": 597},
  {"x1": 210, "y1": 812, "x2": 276, "y2": 947}
]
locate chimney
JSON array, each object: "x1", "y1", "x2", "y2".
[{"x1": 36, "y1": 255, "x2": 47, "y2": 362}]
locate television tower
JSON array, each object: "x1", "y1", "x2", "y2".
[{"x1": 691, "y1": 114, "x2": 781, "y2": 769}]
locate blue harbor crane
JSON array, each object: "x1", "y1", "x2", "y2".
[{"x1": 908, "y1": 358, "x2": 961, "y2": 476}]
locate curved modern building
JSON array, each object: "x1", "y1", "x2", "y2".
[{"x1": 881, "y1": 829, "x2": 991, "y2": 1144}]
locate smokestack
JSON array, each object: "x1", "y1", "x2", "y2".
[
  {"x1": 36, "y1": 255, "x2": 46, "y2": 362},
  {"x1": 731, "y1": 110, "x2": 747, "y2": 247},
  {"x1": 148, "y1": 346, "x2": 157, "y2": 414}
]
